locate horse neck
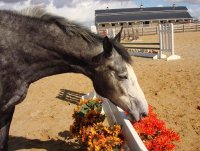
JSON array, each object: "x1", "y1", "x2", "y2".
[
  {"x1": 27, "y1": 49, "x2": 101, "y2": 84},
  {"x1": 0, "y1": 11, "x2": 103, "y2": 83},
  {"x1": 27, "y1": 28, "x2": 103, "y2": 82}
]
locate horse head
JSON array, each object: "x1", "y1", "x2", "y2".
[{"x1": 92, "y1": 28, "x2": 148, "y2": 121}]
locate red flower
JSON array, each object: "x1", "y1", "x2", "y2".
[{"x1": 131, "y1": 105, "x2": 180, "y2": 151}]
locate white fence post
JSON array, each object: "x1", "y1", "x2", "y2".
[
  {"x1": 171, "y1": 23, "x2": 174, "y2": 55},
  {"x1": 154, "y1": 23, "x2": 180, "y2": 61},
  {"x1": 107, "y1": 28, "x2": 116, "y2": 38},
  {"x1": 166, "y1": 23, "x2": 181, "y2": 61},
  {"x1": 154, "y1": 24, "x2": 167, "y2": 59}
]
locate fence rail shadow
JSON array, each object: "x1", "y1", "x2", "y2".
[{"x1": 56, "y1": 89, "x2": 85, "y2": 105}]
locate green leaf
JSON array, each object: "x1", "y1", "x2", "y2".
[
  {"x1": 81, "y1": 104, "x2": 90, "y2": 111},
  {"x1": 112, "y1": 147, "x2": 120, "y2": 151},
  {"x1": 78, "y1": 104, "x2": 90, "y2": 117},
  {"x1": 96, "y1": 104, "x2": 102, "y2": 113},
  {"x1": 77, "y1": 111, "x2": 85, "y2": 117},
  {"x1": 86, "y1": 100, "x2": 95, "y2": 109}
]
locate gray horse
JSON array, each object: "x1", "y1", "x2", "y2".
[{"x1": 0, "y1": 8, "x2": 148, "y2": 151}]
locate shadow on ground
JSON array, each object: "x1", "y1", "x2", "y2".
[
  {"x1": 8, "y1": 131, "x2": 85, "y2": 151},
  {"x1": 56, "y1": 89, "x2": 85, "y2": 105},
  {"x1": 8, "y1": 90, "x2": 88, "y2": 151}
]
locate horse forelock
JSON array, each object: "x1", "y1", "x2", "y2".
[{"x1": 113, "y1": 42, "x2": 132, "y2": 64}]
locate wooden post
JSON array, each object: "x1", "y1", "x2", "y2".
[
  {"x1": 142, "y1": 28, "x2": 144, "y2": 36},
  {"x1": 127, "y1": 29, "x2": 130, "y2": 40},
  {"x1": 123, "y1": 30, "x2": 126, "y2": 39},
  {"x1": 156, "y1": 26, "x2": 158, "y2": 34},
  {"x1": 196, "y1": 23, "x2": 198, "y2": 32},
  {"x1": 183, "y1": 24, "x2": 185, "y2": 32},
  {"x1": 136, "y1": 29, "x2": 139, "y2": 40}
]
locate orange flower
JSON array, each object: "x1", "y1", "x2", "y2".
[
  {"x1": 132, "y1": 105, "x2": 180, "y2": 151},
  {"x1": 70, "y1": 98, "x2": 125, "y2": 151}
]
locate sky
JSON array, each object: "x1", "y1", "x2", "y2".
[{"x1": 0, "y1": 0, "x2": 199, "y2": 27}]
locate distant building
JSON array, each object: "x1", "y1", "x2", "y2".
[{"x1": 95, "y1": 6, "x2": 193, "y2": 30}]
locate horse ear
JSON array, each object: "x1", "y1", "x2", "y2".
[
  {"x1": 114, "y1": 27, "x2": 123, "y2": 42},
  {"x1": 103, "y1": 36, "x2": 113, "y2": 57}
]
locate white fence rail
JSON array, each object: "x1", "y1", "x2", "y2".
[
  {"x1": 97, "y1": 23, "x2": 200, "y2": 38},
  {"x1": 120, "y1": 23, "x2": 181, "y2": 61},
  {"x1": 82, "y1": 92, "x2": 148, "y2": 151}
]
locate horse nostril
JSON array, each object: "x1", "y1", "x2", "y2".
[{"x1": 140, "y1": 112, "x2": 148, "y2": 118}]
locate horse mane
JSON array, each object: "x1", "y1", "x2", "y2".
[
  {"x1": 19, "y1": 7, "x2": 131, "y2": 63},
  {"x1": 19, "y1": 6, "x2": 47, "y2": 18},
  {"x1": 20, "y1": 7, "x2": 103, "y2": 44}
]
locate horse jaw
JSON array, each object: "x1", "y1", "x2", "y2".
[{"x1": 125, "y1": 63, "x2": 148, "y2": 121}]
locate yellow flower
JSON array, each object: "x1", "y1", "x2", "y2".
[{"x1": 71, "y1": 97, "x2": 124, "y2": 151}]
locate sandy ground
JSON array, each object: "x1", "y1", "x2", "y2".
[{"x1": 8, "y1": 32, "x2": 200, "y2": 151}]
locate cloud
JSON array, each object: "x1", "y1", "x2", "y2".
[
  {"x1": 165, "y1": 0, "x2": 200, "y2": 4},
  {"x1": 52, "y1": 0, "x2": 77, "y2": 8},
  {"x1": 0, "y1": 0, "x2": 134, "y2": 7},
  {"x1": 0, "y1": 0, "x2": 30, "y2": 10},
  {"x1": 0, "y1": 0, "x2": 26, "y2": 3},
  {"x1": 164, "y1": 0, "x2": 200, "y2": 19},
  {"x1": 46, "y1": 0, "x2": 137, "y2": 26},
  {"x1": 30, "y1": 0, "x2": 50, "y2": 5},
  {"x1": 188, "y1": 6, "x2": 200, "y2": 20},
  {"x1": 1, "y1": 0, "x2": 199, "y2": 27},
  {"x1": 0, "y1": 0, "x2": 137, "y2": 27}
]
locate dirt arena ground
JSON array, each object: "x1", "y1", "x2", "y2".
[{"x1": 8, "y1": 32, "x2": 200, "y2": 151}]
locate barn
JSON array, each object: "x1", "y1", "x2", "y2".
[{"x1": 95, "y1": 6, "x2": 193, "y2": 30}]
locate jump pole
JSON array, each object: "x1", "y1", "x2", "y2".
[
  {"x1": 166, "y1": 23, "x2": 181, "y2": 61},
  {"x1": 153, "y1": 23, "x2": 181, "y2": 60}
]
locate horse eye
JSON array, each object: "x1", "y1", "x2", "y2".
[{"x1": 118, "y1": 72, "x2": 128, "y2": 80}]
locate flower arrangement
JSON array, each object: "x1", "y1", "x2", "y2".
[
  {"x1": 70, "y1": 98, "x2": 125, "y2": 151},
  {"x1": 80, "y1": 123, "x2": 124, "y2": 151},
  {"x1": 70, "y1": 96, "x2": 180, "y2": 151},
  {"x1": 132, "y1": 105, "x2": 180, "y2": 151}
]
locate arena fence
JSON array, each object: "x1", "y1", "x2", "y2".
[
  {"x1": 97, "y1": 22, "x2": 200, "y2": 38},
  {"x1": 121, "y1": 23, "x2": 181, "y2": 61}
]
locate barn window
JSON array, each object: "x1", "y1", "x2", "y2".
[
  {"x1": 144, "y1": 21, "x2": 149, "y2": 24},
  {"x1": 120, "y1": 23, "x2": 123, "y2": 26},
  {"x1": 112, "y1": 23, "x2": 115, "y2": 26},
  {"x1": 129, "y1": 22, "x2": 132, "y2": 25},
  {"x1": 102, "y1": 24, "x2": 105, "y2": 27}
]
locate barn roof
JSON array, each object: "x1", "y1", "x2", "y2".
[{"x1": 95, "y1": 6, "x2": 193, "y2": 24}]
